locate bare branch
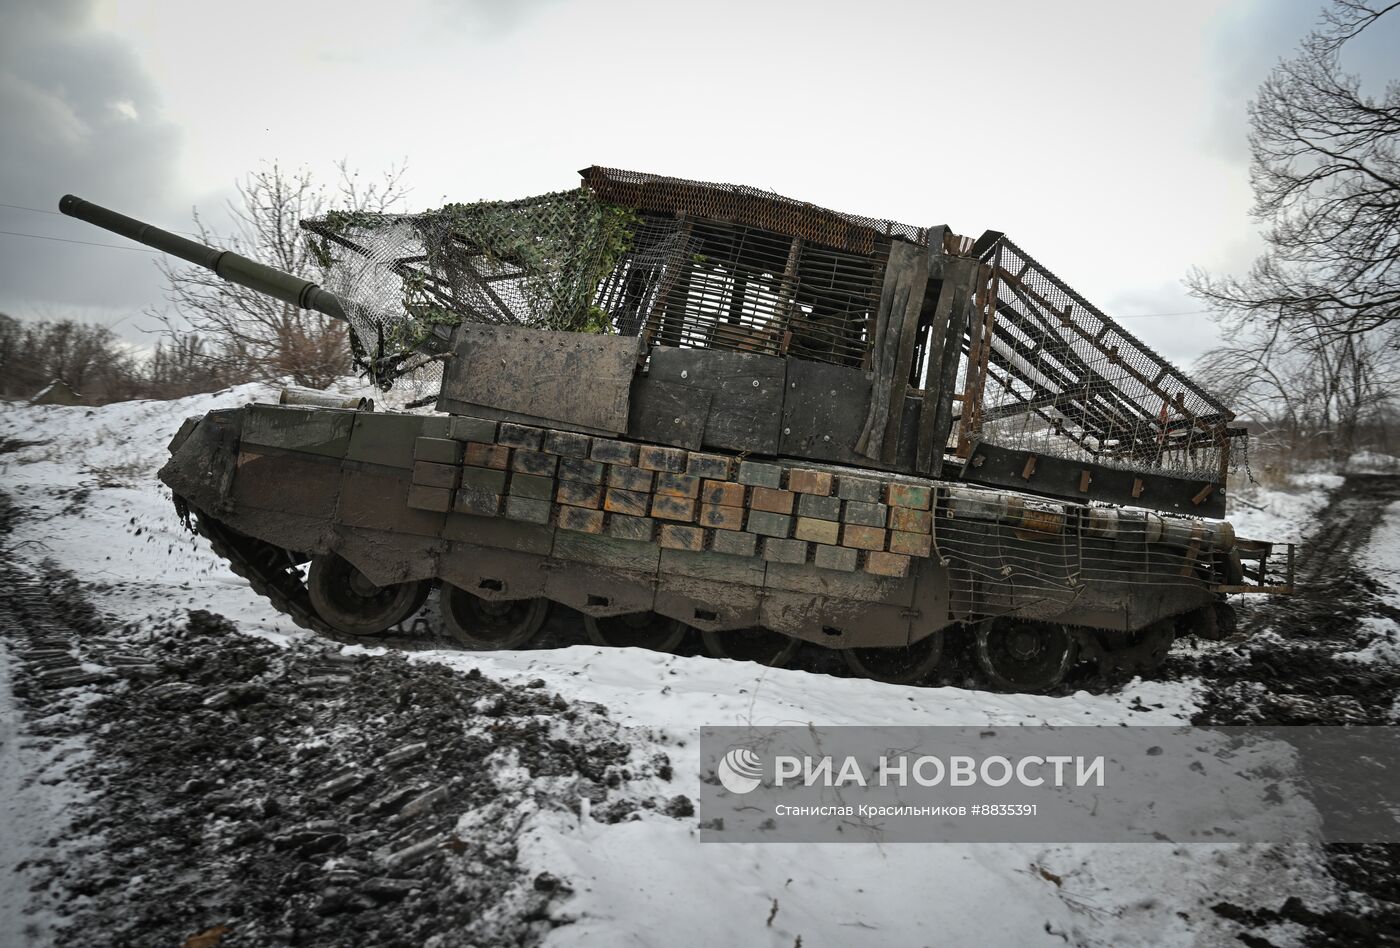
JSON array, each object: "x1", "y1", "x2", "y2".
[{"x1": 154, "y1": 159, "x2": 410, "y2": 388}]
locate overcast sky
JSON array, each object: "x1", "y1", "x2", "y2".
[{"x1": 2, "y1": 0, "x2": 1395, "y2": 368}]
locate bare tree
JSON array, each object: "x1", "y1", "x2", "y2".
[
  {"x1": 1198, "y1": 310, "x2": 1396, "y2": 461},
  {"x1": 1189, "y1": 1, "x2": 1399, "y2": 463},
  {"x1": 157, "y1": 160, "x2": 408, "y2": 389},
  {"x1": 141, "y1": 335, "x2": 222, "y2": 400},
  {"x1": 0, "y1": 314, "x2": 142, "y2": 402},
  {"x1": 1189, "y1": 1, "x2": 1400, "y2": 343}
]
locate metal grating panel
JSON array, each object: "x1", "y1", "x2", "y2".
[
  {"x1": 957, "y1": 237, "x2": 1239, "y2": 482},
  {"x1": 594, "y1": 213, "x2": 887, "y2": 369}
]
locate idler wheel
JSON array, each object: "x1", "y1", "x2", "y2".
[
  {"x1": 306, "y1": 553, "x2": 429, "y2": 636},
  {"x1": 975, "y1": 619, "x2": 1077, "y2": 693},
  {"x1": 1181, "y1": 603, "x2": 1234, "y2": 641},
  {"x1": 583, "y1": 612, "x2": 686, "y2": 652},
  {"x1": 441, "y1": 585, "x2": 548, "y2": 649},
  {"x1": 701, "y1": 627, "x2": 801, "y2": 667},
  {"x1": 843, "y1": 631, "x2": 944, "y2": 685},
  {"x1": 1213, "y1": 600, "x2": 1239, "y2": 638}
]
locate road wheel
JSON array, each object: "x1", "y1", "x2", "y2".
[
  {"x1": 584, "y1": 612, "x2": 686, "y2": 651},
  {"x1": 701, "y1": 627, "x2": 801, "y2": 667},
  {"x1": 306, "y1": 553, "x2": 429, "y2": 637},
  {"x1": 441, "y1": 585, "x2": 548, "y2": 649},
  {"x1": 843, "y1": 631, "x2": 945, "y2": 685},
  {"x1": 975, "y1": 619, "x2": 1077, "y2": 693}
]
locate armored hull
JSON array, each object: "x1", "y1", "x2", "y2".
[{"x1": 161, "y1": 397, "x2": 1242, "y2": 690}]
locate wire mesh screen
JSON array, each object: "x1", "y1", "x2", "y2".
[
  {"x1": 312, "y1": 221, "x2": 429, "y2": 381},
  {"x1": 938, "y1": 485, "x2": 1226, "y2": 620},
  {"x1": 596, "y1": 214, "x2": 886, "y2": 367},
  {"x1": 303, "y1": 189, "x2": 637, "y2": 384},
  {"x1": 960, "y1": 238, "x2": 1237, "y2": 480}
]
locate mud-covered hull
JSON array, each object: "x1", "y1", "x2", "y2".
[{"x1": 160, "y1": 403, "x2": 1224, "y2": 651}]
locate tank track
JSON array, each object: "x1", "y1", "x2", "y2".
[
  {"x1": 183, "y1": 497, "x2": 1198, "y2": 687},
  {"x1": 190, "y1": 503, "x2": 439, "y2": 653}
]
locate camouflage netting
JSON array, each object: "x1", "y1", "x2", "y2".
[{"x1": 302, "y1": 189, "x2": 637, "y2": 387}]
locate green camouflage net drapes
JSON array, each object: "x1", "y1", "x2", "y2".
[{"x1": 303, "y1": 188, "x2": 636, "y2": 386}]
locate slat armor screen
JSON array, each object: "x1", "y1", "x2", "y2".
[
  {"x1": 594, "y1": 213, "x2": 887, "y2": 368},
  {"x1": 958, "y1": 237, "x2": 1237, "y2": 481}
]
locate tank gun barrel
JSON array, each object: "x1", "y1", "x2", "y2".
[{"x1": 58, "y1": 194, "x2": 347, "y2": 323}]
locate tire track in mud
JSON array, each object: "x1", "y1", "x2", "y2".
[
  {"x1": 1183, "y1": 474, "x2": 1400, "y2": 727},
  {"x1": 0, "y1": 491, "x2": 691, "y2": 948},
  {"x1": 1171, "y1": 475, "x2": 1400, "y2": 947}
]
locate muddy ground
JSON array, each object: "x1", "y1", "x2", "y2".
[
  {"x1": 1169, "y1": 474, "x2": 1400, "y2": 947},
  {"x1": 0, "y1": 508, "x2": 688, "y2": 946}
]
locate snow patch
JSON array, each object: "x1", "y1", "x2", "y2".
[
  {"x1": 1336, "y1": 501, "x2": 1400, "y2": 663},
  {"x1": 1359, "y1": 500, "x2": 1400, "y2": 609},
  {"x1": 0, "y1": 641, "x2": 95, "y2": 947},
  {"x1": 1347, "y1": 452, "x2": 1400, "y2": 475},
  {"x1": 1224, "y1": 472, "x2": 1341, "y2": 545}
]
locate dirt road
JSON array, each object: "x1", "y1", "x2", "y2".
[
  {"x1": 1180, "y1": 474, "x2": 1400, "y2": 727},
  {"x1": 1176, "y1": 474, "x2": 1400, "y2": 947}
]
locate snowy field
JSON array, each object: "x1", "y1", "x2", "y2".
[
  {"x1": 0, "y1": 387, "x2": 1370, "y2": 947},
  {"x1": 1225, "y1": 469, "x2": 1344, "y2": 545}
]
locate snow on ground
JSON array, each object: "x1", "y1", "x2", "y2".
[
  {"x1": 0, "y1": 640, "x2": 93, "y2": 948},
  {"x1": 399, "y1": 646, "x2": 1329, "y2": 948},
  {"x1": 1346, "y1": 451, "x2": 1400, "y2": 475},
  {"x1": 1224, "y1": 470, "x2": 1344, "y2": 545},
  {"x1": 1338, "y1": 492, "x2": 1400, "y2": 666},
  {"x1": 0, "y1": 389, "x2": 1346, "y2": 947},
  {"x1": 1360, "y1": 493, "x2": 1400, "y2": 605},
  {"x1": 0, "y1": 384, "x2": 308, "y2": 637}
]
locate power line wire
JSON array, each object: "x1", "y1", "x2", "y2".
[
  {"x1": 1117, "y1": 309, "x2": 1212, "y2": 319},
  {"x1": 0, "y1": 229, "x2": 160, "y2": 252},
  {"x1": 0, "y1": 202, "x2": 61, "y2": 216},
  {"x1": 0, "y1": 200, "x2": 229, "y2": 246},
  {"x1": 1, "y1": 199, "x2": 227, "y2": 244}
]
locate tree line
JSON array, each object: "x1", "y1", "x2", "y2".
[{"x1": 0, "y1": 314, "x2": 233, "y2": 403}]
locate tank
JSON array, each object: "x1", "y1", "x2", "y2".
[{"x1": 57, "y1": 169, "x2": 1294, "y2": 692}]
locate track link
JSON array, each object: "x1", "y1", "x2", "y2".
[{"x1": 190, "y1": 503, "x2": 438, "y2": 653}]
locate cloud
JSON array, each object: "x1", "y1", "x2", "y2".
[
  {"x1": 1200, "y1": 0, "x2": 1322, "y2": 162},
  {"x1": 0, "y1": 0, "x2": 182, "y2": 323},
  {"x1": 424, "y1": 0, "x2": 562, "y2": 38}
]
